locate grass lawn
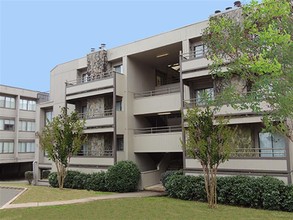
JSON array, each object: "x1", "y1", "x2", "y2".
[
  {"x1": 0, "y1": 182, "x2": 112, "y2": 204},
  {"x1": 0, "y1": 197, "x2": 292, "y2": 220}
]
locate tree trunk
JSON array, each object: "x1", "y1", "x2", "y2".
[{"x1": 55, "y1": 161, "x2": 66, "y2": 189}]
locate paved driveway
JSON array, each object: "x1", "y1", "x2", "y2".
[{"x1": 0, "y1": 188, "x2": 23, "y2": 207}]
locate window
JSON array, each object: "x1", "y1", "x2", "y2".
[
  {"x1": 194, "y1": 44, "x2": 207, "y2": 58},
  {"x1": 117, "y1": 136, "x2": 124, "y2": 151},
  {"x1": 45, "y1": 111, "x2": 53, "y2": 125},
  {"x1": 116, "y1": 100, "x2": 122, "y2": 111},
  {"x1": 0, "y1": 142, "x2": 14, "y2": 153},
  {"x1": 19, "y1": 120, "x2": 35, "y2": 132},
  {"x1": 0, "y1": 119, "x2": 15, "y2": 131},
  {"x1": 20, "y1": 99, "x2": 36, "y2": 111},
  {"x1": 114, "y1": 65, "x2": 123, "y2": 74},
  {"x1": 259, "y1": 133, "x2": 286, "y2": 157},
  {"x1": 0, "y1": 96, "x2": 15, "y2": 109},
  {"x1": 195, "y1": 88, "x2": 214, "y2": 106},
  {"x1": 18, "y1": 142, "x2": 35, "y2": 153}
]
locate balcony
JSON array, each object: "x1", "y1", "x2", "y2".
[
  {"x1": 133, "y1": 86, "x2": 180, "y2": 115},
  {"x1": 133, "y1": 125, "x2": 182, "y2": 153},
  {"x1": 183, "y1": 92, "x2": 271, "y2": 118},
  {"x1": 66, "y1": 72, "x2": 114, "y2": 100},
  {"x1": 80, "y1": 109, "x2": 114, "y2": 132},
  {"x1": 186, "y1": 147, "x2": 287, "y2": 174},
  {"x1": 181, "y1": 50, "x2": 212, "y2": 79}
]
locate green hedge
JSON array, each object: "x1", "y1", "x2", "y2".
[
  {"x1": 24, "y1": 171, "x2": 34, "y2": 185},
  {"x1": 164, "y1": 173, "x2": 293, "y2": 212},
  {"x1": 48, "y1": 161, "x2": 140, "y2": 193},
  {"x1": 105, "y1": 161, "x2": 140, "y2": 192}
]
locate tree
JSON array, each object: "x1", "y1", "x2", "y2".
[
  {"x1": 183, "y1": 107, "x2": 236, "y2": 208},
  {"x1": 202, "y1": 0, "x2": 293, "y2": 139},
  {"x1": 39, "y1": 107, "x2": 86, "y2": 189}
]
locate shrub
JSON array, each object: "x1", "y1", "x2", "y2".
[
  {"x1": 165, "y1": 174, "x2": 206, "y2": 201},
  {"x1": 85, "y1": 172, "x2": 107, "y2": 191},
  {"x1": 48, "y1": 172, "x2": 58, "y2": 187},
  {"x1": 217, "y1": 176, "x2": 261, "y2": 208},
  {"x1": 281, "y1": 185, "x2": 293, "y2": 212},
  {"x1": 42, "y1": 170, "x2": 50, "y2": 179},
  {"x1": 105, "y1": 161, "x2": 140, "y2": 192},
  {"x1": 256, "y1": 176, "x2": 286, "y2": 210},
  {"x1": 24, "y1": 171, "x2": 34, "y2": 185},
  {"x1": 161, "y1": 170, "x2": 183, "y2": 187},
  {"x1": 72, "y1": 172, "x2": 90, "y2": 189}
]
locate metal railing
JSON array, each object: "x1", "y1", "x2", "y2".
[
  {"x1": 184, "y1": 91, "x2": 266, "y2": 108},
  {"x1": 134, "y1": 125, "x2": 182, "y2": 134},
  {"x1": 181, "y1": 48, "x2": 207, "y2": 61},
  {"x1": 134, "y1": 86, "x2": 180, "y2": 98},
  {"x1": 231, "y1": 147, "x2": 286, "y2": 158},
  {"x1": 66, "y1": 71, "x2": 113, "y2": 87},
  {"x1": 77, "y1": 149, "x2": 113, "y2": 157},
  {"x1": 78, "y1": 109, "x2": 113, "y2": 119}
]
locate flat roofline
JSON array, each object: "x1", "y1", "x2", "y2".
[{"x1": 0, "y1": 84, "x2": 47, "y2": 94}]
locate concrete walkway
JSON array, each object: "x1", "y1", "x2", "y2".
[{"x1": 1, "y1": 191, "x2": 166, "y2": 210}]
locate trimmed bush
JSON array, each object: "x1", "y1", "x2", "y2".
[
  {"x1": 85, "y1": 172, "x2": 107, "y2": 192},
  {"x1": 105, "y1": 161, "x2": 140, "y2": 192},
  {"x1": 281, "y1": 185, "x2": 293, "y2": 212},
  {"x1": 48, "y1": 172, "x2": 58, "y2": 187},
  {"x1": 161, "y1": 170, "x2": 183, "y2": 188},
  {"x1": 164, "y1": 174, "x2": 293, "y2": 212},
  {"x1": 42, "y1": 170, "x2": 50, "y2": 179},
  {"x1": 165, "y1": 174, "x2": 206, "y2": 201},
  {"x1": 24, "y1": 171, "x2": 34, "y2": 185}
]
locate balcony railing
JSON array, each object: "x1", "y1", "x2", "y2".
[
  {"x1": 184, "y1": 91, "x2": 266, "y2": 109},
  {"x1": 231, "y1": 147, "x2": 286, "y2": 158},
  {"x1": 134, "y1": 86, "x2": 180, "y2": 99},
  {"x1": 181, "y1": 48, "x2": 207, "y2": 61},
  {"x1": 78, "y1": 109, "x2": 113, "y2": 119},
  {"x1": 77, "y1": 149, "x2": 113, "y2": 157},
  {"x1": 66, "y1": 71, "x2": 113, "y2": 87},
  {"x1": 134, "y1": 125, "x2": 182, "y2": 134}
]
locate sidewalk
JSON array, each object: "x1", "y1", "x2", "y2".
[{"x1": 1, "y1": 191, "x2": 166, "y2": 209}]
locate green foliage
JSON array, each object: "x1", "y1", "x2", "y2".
[
  {"x1": 165, "y1": 175, "x2": 207, "y2": 201},
  {"x1": 85, "y1": 172, "x2": 107, "y2": 192},
  {"x1": 48, "y1": 172, "x2": 58, "y2": 188},
  {"x1": 48, "y1": 161, "x2": 140, "y2": 193},
  {"x1": 105, "y1": 161, "x2": 140, "y2": 193},
  {"x1": 202, "y1": 0, "x2": 293, "y2": 139},
  {"x1": 164, "y1": 174, "x2": 293, "y2": 212},
  {"x1": 184, "y1": 107, "x2": 235, "y2": 167},
  {"x1": 161, "y1": 170, "x2": 183, "y2": 188},
  {"x1": 24, "y1": 171, "x2": 34, "y2": 185},
  {"x1": 41, "y1": 170, "x2": 50, "y2": 179},
  {"x1": 39, "y1": 107, "x2": 86, "y2": 189}
]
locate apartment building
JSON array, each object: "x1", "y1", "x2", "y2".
[
  {"x1": 35, "y1": 9, "x2": 293, "y2": 187},
  {"x1": 0, "y1": 85, "x2": 48, "y2": 179}
]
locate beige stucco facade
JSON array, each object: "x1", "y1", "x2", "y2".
[
  {"x1": 0, "y1": 85, "x2": 48, "y2": 179},
  {"x1": 35, "y1": 12, "x2": 292, "y2": 187}
]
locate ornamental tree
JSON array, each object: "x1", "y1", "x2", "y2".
[
  {"x1": 183, "y1": 107, "x2": 236, "y2": 208},
  {"x1": 39, "y1": 107, "x2": 86, "y2": 189},
  {"x1": 202, "y1": 0, "x2": 293, "y2": 139}
]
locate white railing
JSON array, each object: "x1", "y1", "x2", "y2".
[
  {"x1": 78, "y1": 109, "x2": 113, "y2": 119},
  {"x1": 134, "y1": 86, "x2": 180, "y2": 98},
  {"x1": 66, "y1": 71, "x2": 113, "y2": 87},
  {"x1": 134, "y1": 125, "x2": 182, "y2": 134}
]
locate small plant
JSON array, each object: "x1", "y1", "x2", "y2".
[{"x1": 24, "y1": 171, "x2": 34, "y2": 185}]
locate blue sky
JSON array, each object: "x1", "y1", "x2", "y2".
[{"x1": 0, "y1": 0, "x2": 239, "y2": 92}]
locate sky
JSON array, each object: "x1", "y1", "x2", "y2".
[{"x1": 0, "y1": 0, "x2": 243, "y2": 92}]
